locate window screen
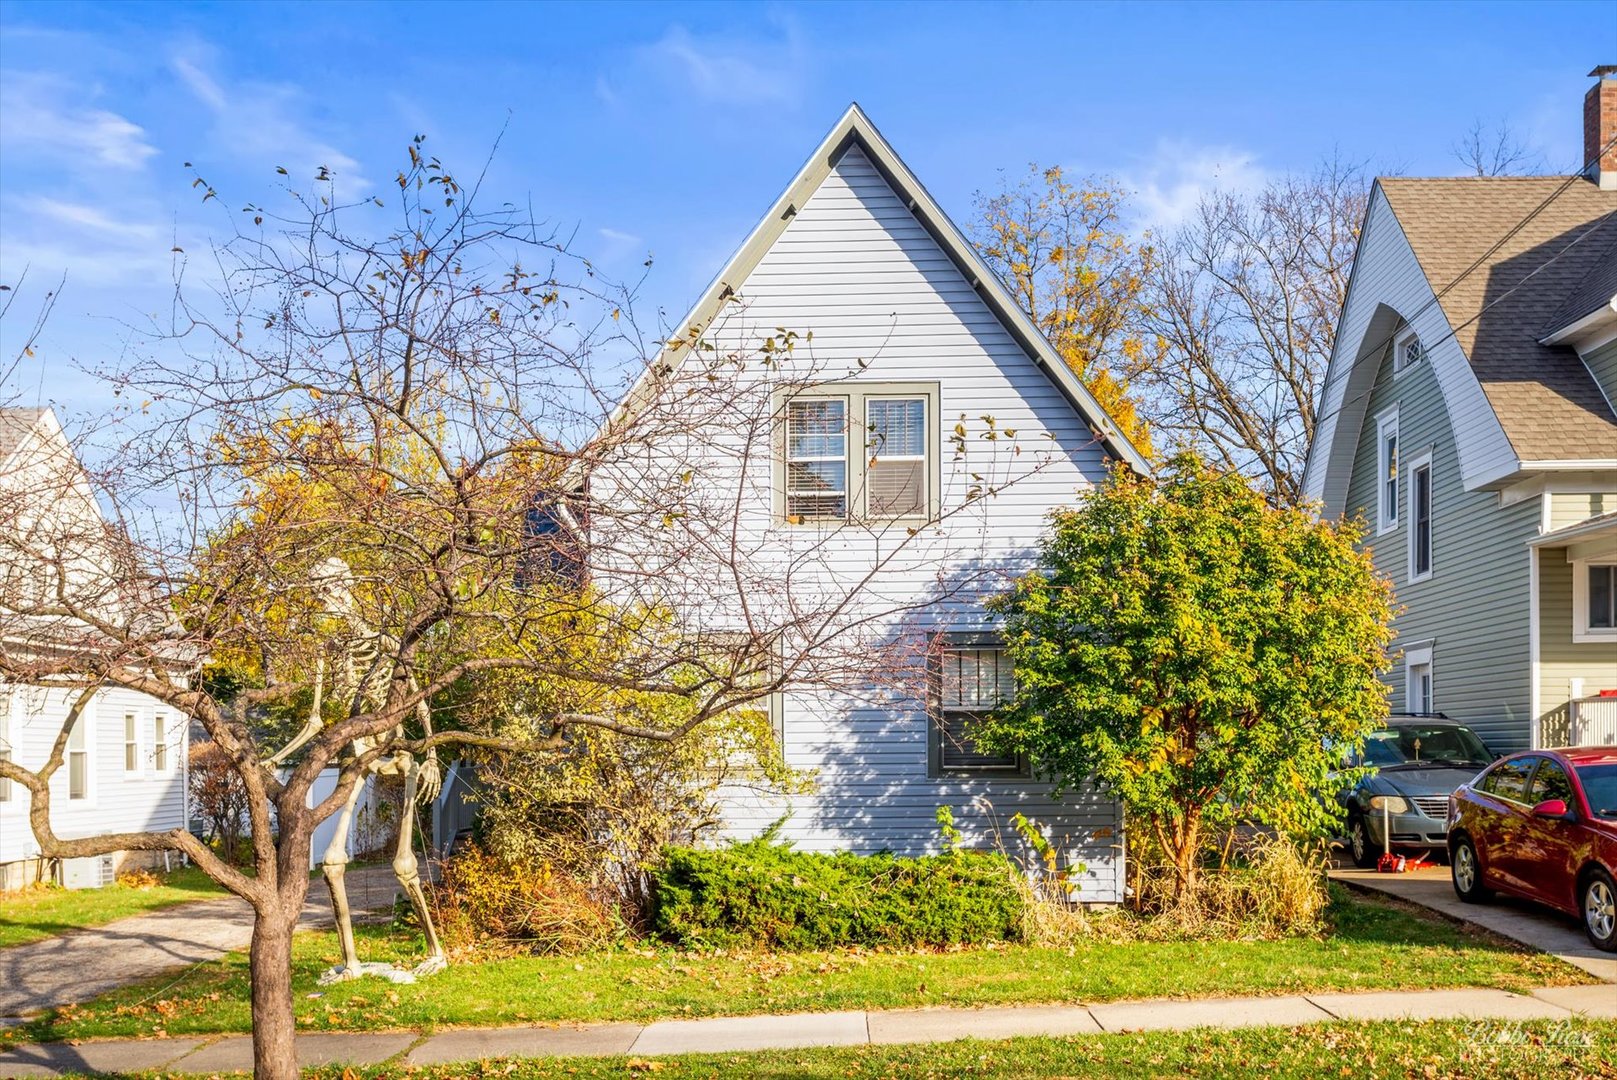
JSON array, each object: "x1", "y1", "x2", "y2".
[
  {"x1": 786, "y1": 399, "x2": 847, "y2": 519},
  {"x1": 866, "y1": 397, "x2": 926, "y2": 517},
  {"x1": 936, "y1": 647, "x2": 1020, "y2": 774}
]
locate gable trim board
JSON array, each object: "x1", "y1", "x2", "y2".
[
  {"x1": 620, "y1": 103, "x2": 1149, "y2": 477},
  {"x1": 1304, "y1": 186, "x2": 1516, "y2": 511}
]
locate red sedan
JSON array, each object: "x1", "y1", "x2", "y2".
[{"x1": 1448, "y1": 747, "x2": 1617, "y2": 951}]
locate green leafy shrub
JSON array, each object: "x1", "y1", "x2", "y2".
[{"x1": 651, "y1": 837, "x2": 1025, "y2": 949}]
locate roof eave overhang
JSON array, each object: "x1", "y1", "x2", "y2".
[{"x1": 1540, "y1": 298, "x2": 1617, "y2": 350}]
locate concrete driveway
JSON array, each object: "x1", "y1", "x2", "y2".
[
  {"x1": 1331, "y1": 865, "x2": 1617, "y2": 983},
  {"x1": 0, "y1": 865, "x2": 401, "y2": 1018}
]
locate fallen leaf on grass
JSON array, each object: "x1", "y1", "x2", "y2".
[{"x1": 626, "y1": 1059, "x2": 666, "y2": 1072}]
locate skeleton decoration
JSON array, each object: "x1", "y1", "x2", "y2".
[{"x1": 269, "y1": 557, "x2": 446, "y2": 984}]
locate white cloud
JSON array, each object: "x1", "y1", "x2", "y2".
[
  {"x1": 598, "y1": 227, "x2": 641, "y2": 245},
  {"x1": 21, "y1": 197, "x2": 163, "y2": 242},
  {"x1": 0, "y1": 72, "x2": 158, "y2": 171},
  {"x1": 1122, "y1": 140, "x2": 1270, "y2": 236},
  {"x1": 606, "y1": 18, "x2": 810, "y2": 110},
  {"x1": 169, "y1": 46, "x2": 370, "y2": 197}
]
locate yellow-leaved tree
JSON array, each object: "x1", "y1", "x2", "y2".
[{"x1": 973, "y1": 165, "x2": 1159, "y2": 455}]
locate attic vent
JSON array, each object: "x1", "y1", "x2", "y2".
[{"x1": 1396, "y1": 330, "x2": 1425, "y2": 372}]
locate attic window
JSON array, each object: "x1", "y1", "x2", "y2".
[{"x1": 1396, "y1": 330, "x2": 1425, "y2": 372}]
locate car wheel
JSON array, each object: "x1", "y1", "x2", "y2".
[
  {"x1": 1582, "y1": 868, "x2": 1617, "y2": 953},
  {"x1": 1351, "y1": 814, "x2": 1377, "y2": 873},
  {"x1": 1450, "y1": 834, "x2": 1492, "y2": 903},
  {"x1": 1348, "y1": 814, "x2": 1378, "y2": 869}
]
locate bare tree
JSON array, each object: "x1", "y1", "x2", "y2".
[
  {"x1": 0, "y1": 140, "x2": 1064, "y2": 1078},
  {"x1": 1135, "y1": 158, "x2": 1368, "y2": 504},
  {"x1": 1453, "y1": 119, "x2": 1539, "y2": 177}
]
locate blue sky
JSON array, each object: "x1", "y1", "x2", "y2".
[{"x1": 1, "y1": 0, "x2": 1613, "y2": 416}]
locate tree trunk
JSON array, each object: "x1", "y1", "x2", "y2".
[
  {"x1": 248, "y1": 907, "x2": 299, "y2": 1080},
  {"x1": 1172, "y1": 812, "x2": 1202, "y2": 903}
]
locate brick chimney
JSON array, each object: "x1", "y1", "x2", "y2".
[{"x1": 1586, "y1": 65, "x2": 1617, "y2": 189}]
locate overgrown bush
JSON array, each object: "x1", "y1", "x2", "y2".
[
  {"x1": 651, "y1": 836, "x2": 1025, "y2": 949},
  {"x1": 426, "y1": 844, "x2": 618, "y2": 956},
  {"x1": 474, "y1": 695, "x2": 803, "y2": 929}
]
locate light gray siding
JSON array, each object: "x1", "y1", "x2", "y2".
[
  {"x1": 1536, "y1": 549, "x2": 1617, "y2": 745},
  {"x1": 1583, "y1": 338, "x2": 1617, "y2": 414},
  {"x1": 1344, "y1": 344, "x2": 1538, "y2": 752},
  {"x1": 664, "y1": 146, "x2": 1123, "y2": 899}
]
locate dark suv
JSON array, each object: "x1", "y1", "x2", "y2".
[{"x1": 1339, "y1": 716, "x2": 1496, "y2": 868}]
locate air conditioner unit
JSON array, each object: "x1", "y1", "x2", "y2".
[{"x1": 60, "y1": 854, "x2": 117, "y2": 889}]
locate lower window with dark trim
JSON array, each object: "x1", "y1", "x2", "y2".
[{"x1": 930, "y1": 641, "x2": 1027, "y2": 777}]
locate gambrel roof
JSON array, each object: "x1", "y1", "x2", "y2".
[{"x1": 634, "y1": 104, "x2": 1151, "y2": 474}]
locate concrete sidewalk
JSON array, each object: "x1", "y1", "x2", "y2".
[
  {"x1": 2, "y1": 984, "x2": 1613, "y2": 1076},
  {"x1": 0, "y1": 866, "x2": 402, "y2": 1018},
  {"x1": 1330, "y1": 866, "x2": 1617, "y2": 983}
]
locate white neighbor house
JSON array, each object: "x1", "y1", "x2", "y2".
[
  {"x1": 609, "y1": 106, "x2": 1148, "y2": 903},
  {"x1": 0, "y1": 408, "x2": 190, "y2": 890}
]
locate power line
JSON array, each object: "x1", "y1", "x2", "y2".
[{"x1": 1294, "y1": 133, "x2": 1617, "y2": 467}]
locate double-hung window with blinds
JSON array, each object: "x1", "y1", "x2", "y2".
[
  {"x1": 152, "y1": 713, "x2": 169, "y2": 772},
  {"x1": 124, "y1": 712, "x2": 139, "y2": 773},
  {"x1": 785, "y1": 398, "x2": 849, "y2": 520},
  {"x1": 68, "y1": 712, "x2": 87, "y2": 800},
  {"x1": 865, "y1": 397, "x2": 926, "y2": 517},
  {"x1": 935, "y1": 645, "x2": 1022, "y2": 775}
]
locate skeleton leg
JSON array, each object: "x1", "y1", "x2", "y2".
[
  {"x1": 394, "y1": 753, "x2": 447, "y2": 976},
  {"x1": 316, "y1": 772, "x2": 367, "y2": 983}
]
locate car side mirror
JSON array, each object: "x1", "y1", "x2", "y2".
[{"x1": 1531, "y1": 799, "x2": 1569, "y2": 819}]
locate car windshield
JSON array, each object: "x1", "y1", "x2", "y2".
[
  {"x1": 1575, "y1": 763, "x2": 1617, "y2": 818},
  {"x1": 1359, "y1": 725, "x2": 1491, "y2": 767}
]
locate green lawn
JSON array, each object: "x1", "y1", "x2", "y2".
[
  {"x1": 297, "y1": 1019, "x2": 1613, "y2": 1079},
  {"x1": 0, "y1": 866, "x2": 226, "y2": 949},
  {"x1": 12, "y1": 886, "x2": 1589, "y2": 1046}
]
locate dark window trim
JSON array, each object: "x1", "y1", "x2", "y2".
[{"x1": 926, "y1": 632, "x2": 1028, "y2": 780}]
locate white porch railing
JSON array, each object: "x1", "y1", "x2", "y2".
[{"x1": 1570, "y1": 696, "x2": 1617, "y2": 746}]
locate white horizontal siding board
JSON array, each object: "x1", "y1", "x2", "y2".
[{"x1": 645, "y1": 145, "x2": 1123, "y2": 901}]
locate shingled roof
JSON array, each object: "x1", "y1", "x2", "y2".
[{"x1": 1379, "y1": 176, "x2": 1617, "y2": 462}]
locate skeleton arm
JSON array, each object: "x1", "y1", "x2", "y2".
[{"x1": 412, "y1": 693, "x2": 442, "y2": 806}]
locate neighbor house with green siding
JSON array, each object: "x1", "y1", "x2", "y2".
[{"x1": 1301, "y1": 71, "x2": 1617, "y2": 753}]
